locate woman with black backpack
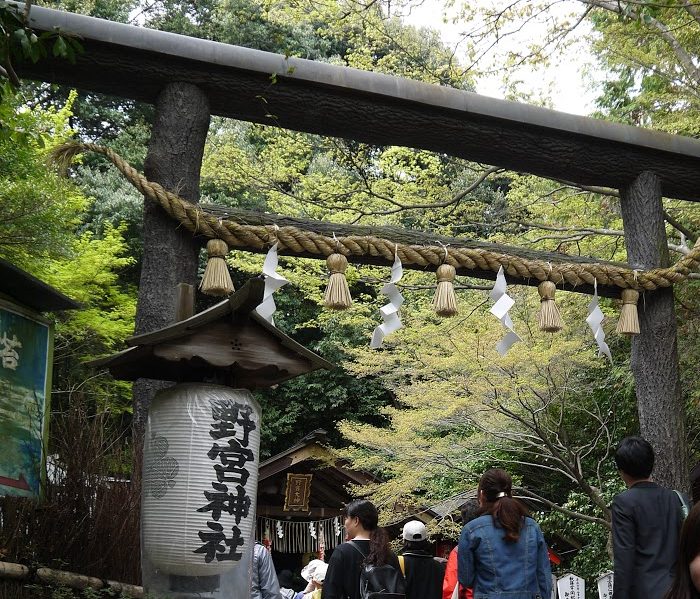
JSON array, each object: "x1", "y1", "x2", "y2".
[{"x1": 322, "y1": 499, "x2": 405, "y2": 599}]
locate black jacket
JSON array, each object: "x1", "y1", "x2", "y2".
[
  {"x1": 611, "y1": 481, "x2": 685, "y2": 599},
  {"x1": 322, "y1": 540, "x2": 401, "y2": 599},
  {"x1": 400, "y1": 549, "x2": 444, "y2": 599}
]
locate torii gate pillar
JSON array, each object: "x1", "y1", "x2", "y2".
[
  {"x1": 132, "y1": 82, "x2": 211, "y2": 466},
  {"x1": 619, "y1": 171, "x2": 688, "y2": 490}
]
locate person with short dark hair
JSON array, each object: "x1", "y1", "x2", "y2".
[
  {"x1": 458, "y1": 469, "x2": 551, "y2": 599},
  {"x1": 278, "y1": 570, "x2": 297, "y2": 599},
  {"x1": 398, "y1": 520, "x2": 444, "y2": 599},
  {"x1": 612, "y1": 436, "x2": 687, "y2": 599},
  {"x1": 614, "y1": 435, "x2": 655, "y2": 478}
]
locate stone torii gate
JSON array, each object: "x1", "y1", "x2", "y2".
[{"x1": 16, "y1": 3, "x2": 700, "y2": 491}]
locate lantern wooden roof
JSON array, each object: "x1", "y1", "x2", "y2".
[{"x1": 90, "y1": 278, "x2": 332, "y2": 387}]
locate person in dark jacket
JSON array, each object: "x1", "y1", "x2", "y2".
[
  {"x1": 399, "y1": 520, "x2": 444, "y2": 599},
  {"x1": 612, "y1": 436, "x2": 687, "y2": 599},
  {"x1": 322, "y1": 499, "x2": 402, "y2": 599}
]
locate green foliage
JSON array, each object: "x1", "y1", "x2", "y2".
[
  {"x1": 587, "y1": 3, "x2": 700, "y2": 138},
  {"x1": 1, "y1": 86, "x2": 136, "y2": 430},
  {"x1": 0, "y1": 87, "x2": 85, "y2": 269},
  {"x1": 8, "y1": 2, "x2": 699, "y2": 591},
  {"x1": 0, "y1": 0, "x2": 83, "y2": 95},
  {"x1": 29, "y1": 1, "x2": 146, "y2": 141}
]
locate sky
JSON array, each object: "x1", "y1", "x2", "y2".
[{"x1": 401, "y1": 1, "x2": 602, "y2": 116}]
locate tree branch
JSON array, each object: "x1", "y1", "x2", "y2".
[
  {"x1": 579, "y1": 0, "x2": 700, "y2": 86},
  {"x1": 517, "y1": 487, "x2": 611, "y2": 528}
]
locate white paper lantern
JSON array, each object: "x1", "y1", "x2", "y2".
[{"x1": 142, "y1": 383, "x2": 261, "y2": 577}]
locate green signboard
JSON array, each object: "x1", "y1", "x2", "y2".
[{"x1": 0, "y1": 302, "x2": 53, "y2": 498}]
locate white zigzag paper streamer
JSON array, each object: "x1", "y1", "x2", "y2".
[
  {"x1": 489, "y1": 266, "x2": 521, "y2": 356},
  {"x1": 309, "y1": 522, "x2": 317, "y2": 539},
  {"x1": 256, "y1": 242, "x2": 289, "y2": 327},
  {"x1": 370, "y1": 251, "x2": 404, "y2": 348},
  {"x1": 333, "y1": 517, "x2": 342, "y2": 538},
  {"x1": 586, "y1": 280, "x2": 612, "y2": 363}
]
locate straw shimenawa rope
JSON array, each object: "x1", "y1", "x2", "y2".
[{"x1": 50, "y1": 142, "x2": 700, "y2": 292}]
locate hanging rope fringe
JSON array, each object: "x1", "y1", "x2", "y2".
[
  {"x1": 256, "y1": 517, "x2": 343, "y2": 554},
  {"x1": 200, "y1": 238, "x2": 234, "y2": 296},
  {"x1": 49, "y1": 142, "x2": 700, "y2": 293},
  {"x1": 433, "y1": 264, "x2": 458, "y2": 317},
  {"x1": 324, "y1": 253, "x2": 353, "y2": 309},
  {"x1": 537, "y1": 281, "x2": 563, "y2": 332},
  {"x1": 616, "y1": 289, "x2": 640, "y2": 335}
]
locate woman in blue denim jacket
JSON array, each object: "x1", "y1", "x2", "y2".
[{"x1": 458, "y1": 469, "x2": 551, "y2": 599}]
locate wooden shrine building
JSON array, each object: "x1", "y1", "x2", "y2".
[{"x1": 255, "y1": 430, "x2": 374, "y2": 572}]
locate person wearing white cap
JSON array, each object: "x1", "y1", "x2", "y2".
[
  {"x1": 398, "y1": 520, "x2": 445, "y2": 599},
  {"x1": 296, "y1": 560, "x2": 329, "y2": 599}
]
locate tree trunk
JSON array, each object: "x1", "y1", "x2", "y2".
[
  {"x1": 619, "y1": 171, "x2": 688, "y2": 491},
  {"x1": 132, "y1": 83, "x2": 210, "y2": 469}
]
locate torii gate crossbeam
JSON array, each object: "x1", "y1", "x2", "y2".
[{"x1": 15, "y1": 3, "x2": 700, "y2": 203}]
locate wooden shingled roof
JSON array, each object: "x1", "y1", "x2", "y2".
[
  {"x1": 0, "y1": 258, "x2": 80, "y2": 313},
  {"x1": 90, "y1": 278, "x2": 332, "y2": 387}
]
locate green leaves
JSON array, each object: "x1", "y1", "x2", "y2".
[
  {"x1": 0, "y1": 1, "x2": 84, "y2": 93},
  {"x1": 1, "y1": 85, "x2": 137, "y2": 424}
]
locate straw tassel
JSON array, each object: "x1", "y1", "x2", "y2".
[
  {"x1": 200, "y1": 239, "x2": 234, "y2": 296},
  {"x1": 433, "y1": 264, "x2": 458, "y2": 317},
  {"x1": 324, "y1": 253, "x2": 352, "y2": 309},
  {"x1": 537, "y1": 281, "x2": 563, "y2": 332},
  {"x1": 616, "y1": 289, "x2": 640, "y2": 335}
]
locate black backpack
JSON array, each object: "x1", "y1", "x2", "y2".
[{"x1": 349, "y1": 541, "x2": 406, "y2": 599}]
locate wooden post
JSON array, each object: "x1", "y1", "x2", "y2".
[
  {"x1": 175, "y1": 283, "x2": 195, "y2": 322},
  {"x1": 132, "y1": 82, "x2": 210, "y2": 467},
  {"x1": 619, "y1": 171, "x2": 688, "y2": 490}
]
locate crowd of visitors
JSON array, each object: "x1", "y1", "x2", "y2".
[{"x1": 252, "y1": 438, "x2": 699, "y2": 599}]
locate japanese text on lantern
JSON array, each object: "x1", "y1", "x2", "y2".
[
  {"x1": 0, "y1": 332, "x2": 21, "y2": 370},
  {"x1": 194, "y1": 400, "x2": 256, "y2": 563}
]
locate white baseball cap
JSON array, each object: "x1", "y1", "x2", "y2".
[
  {"x1": 402, "y1": 520, "x2": 427, "y2": 541},
  {"x1": 312, "y1": 562, "x2": 328, "y2": 583},
  {"x1": 301, "y1": 559, "x2": 327, "y2": 582}
]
